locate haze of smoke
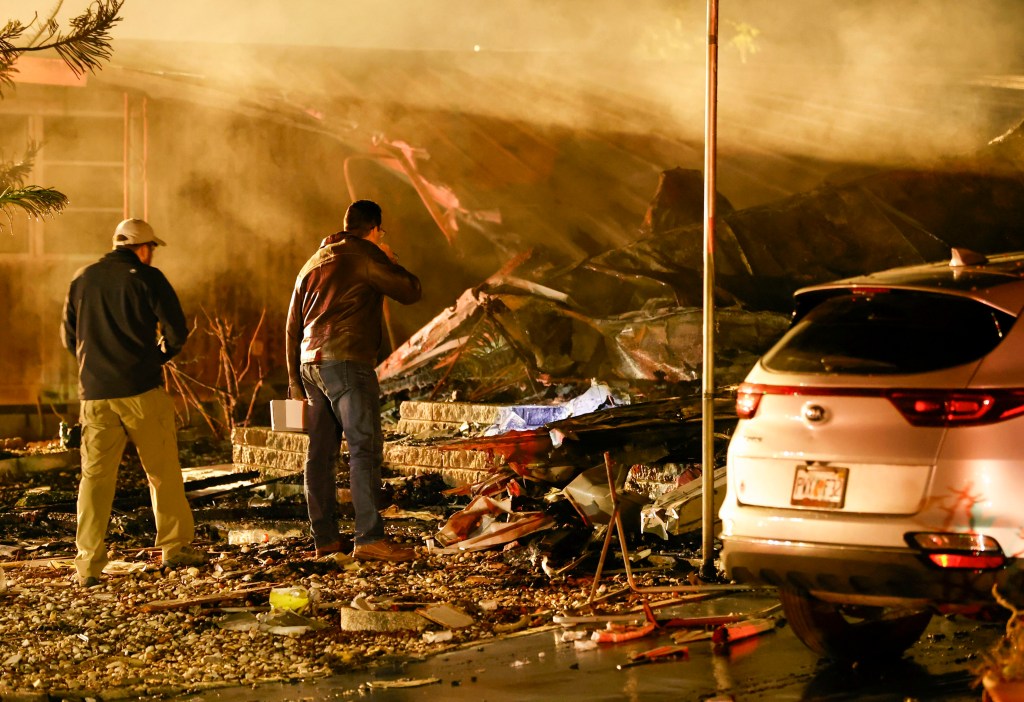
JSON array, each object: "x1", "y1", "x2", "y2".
[{"x1": 103, "y1": 0, "x2": 1024, "y2": 170}]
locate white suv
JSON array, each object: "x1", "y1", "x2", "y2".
[{"x1": 719, "y1": 249, "x2": 1024, "y2": 660}]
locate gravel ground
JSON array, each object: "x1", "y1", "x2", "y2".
[
  {"x1": 0, "y1": 446, "x2": 698, "y2": 702},
  {"x1": 0, "y1": 536, "x2": 623, "y2": 701}
]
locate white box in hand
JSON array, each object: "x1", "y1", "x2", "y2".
[{"x1": 270, "y1": 399, "x2": 307, "y2": 432}]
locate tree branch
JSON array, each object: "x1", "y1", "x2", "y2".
[
  {"x1": 0, "y1": 185, "x2": 68, "y2": 232},
  {"x1": 2, "y1": 1, "x2": 124, "y2": 83}
]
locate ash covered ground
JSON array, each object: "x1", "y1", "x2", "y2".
[{"x1": 0, "y1": 440, "x2": 708, "y2": 701}]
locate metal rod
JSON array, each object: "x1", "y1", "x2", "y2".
[
  {"x1": 700, "y1": 0, "x2": 721, "y2": 580},
  {"x1": 142, "y1": 95, "x2": 149, "y2": 220},
  {"x1": 587, "y1": 502, "x2": 621, "y2": 605},
  {"x1": 122, "y1": 92, "x2": 129, "y2": 218}
]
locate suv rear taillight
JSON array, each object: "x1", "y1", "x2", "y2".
[
  {"x1": 735, "y1": 384, "x2": 763, "y2": 419},
  {"x1": 907, "y1": 532, "x2": 1007, "y2": 570},
  {"x1": 736, "y1": 384, "x2": 1024, "y2": 426},
  {"x1": 888, "y1": 390, "x2": 1024, "y2": 427}
]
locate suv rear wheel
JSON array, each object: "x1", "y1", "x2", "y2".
[{"x1": 779, "y1": 587, "x2": 933, "y2": 661}]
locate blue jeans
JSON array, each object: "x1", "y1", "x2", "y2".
[{"x1": 300, "y1": 361, "x2": 385, "y2": 549}]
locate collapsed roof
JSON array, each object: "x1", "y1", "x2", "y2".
[{"x1": 379, "y1": 122, "x2": 1024, "y2": 401}]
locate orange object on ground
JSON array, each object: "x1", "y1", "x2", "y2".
[
  {"x1": 593, "y1": 621, "x2": 657, "y2": 643},
  {"x1": 711, "y1": 617, "x2": 776, "y2": 645}
]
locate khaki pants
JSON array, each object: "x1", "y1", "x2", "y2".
[{"x1": 76, "y1": 387, "x2": 195, "y2": 579}]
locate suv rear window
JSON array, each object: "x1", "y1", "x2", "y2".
[{"x1": 762, "y1": 289, "x2": 1015, "y2": 374}]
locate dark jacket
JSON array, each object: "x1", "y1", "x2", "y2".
[
  {"x1": 61, "y1": 248, "x2": 188, "y2": 400},
  {"x1": 286, "y1": 232, "x2": 421, "y2": 391}
]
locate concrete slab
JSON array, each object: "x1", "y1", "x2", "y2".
[
  {"x1": 339, "y1": 607, "x2": 429, "y2": 632},
  {"x1": 0, "y1": 450, "x2": 79, "y2": 483},
  {"x1": 232, "y1": 423, "x2": 501, "y2": 487},
  {"x1": 399, "y1": 401, "x2": 504, "y2": 425},
  {"x1": 227, "y1": 522, "x2": 308, "y2": 546}
]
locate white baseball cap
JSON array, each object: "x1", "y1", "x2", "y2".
[{"x1": 112, "y1": 218, "x2": 167, "y2": 247}]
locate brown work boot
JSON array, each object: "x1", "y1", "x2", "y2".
[{"x1": 352, "y1": 539, "x2": 416, "y2": 563}]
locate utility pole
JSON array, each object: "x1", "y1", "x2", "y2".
[{"x1": 700, "y1": 0, "x2": 720, "y2": 580}]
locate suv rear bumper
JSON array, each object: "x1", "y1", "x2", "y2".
[{"x1": 722, "y1": 535, "x2": 1024, "y2": 608}]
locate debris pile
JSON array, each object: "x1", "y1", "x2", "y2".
[
  {"x1": 0, "y1": 516, "x2": 731, "y2": 700},
  {"x1": 0, "y1": 388, "x2": 737, "y2": 699}
]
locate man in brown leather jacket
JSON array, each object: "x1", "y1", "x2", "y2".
[{"x1": 286, "y1": 200, "x2": 422, "y2": 561}]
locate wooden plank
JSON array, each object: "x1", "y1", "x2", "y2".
[
  {"x1": 139, "y1": 584, "x2": 277, "y2": 612},
  {"x1": 0, "y1": 557, "x2": 74, "y2": 569}
]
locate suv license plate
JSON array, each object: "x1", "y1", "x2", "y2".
[{"x1": 791, "y1": 465, "x2": 849, "y2": 508}]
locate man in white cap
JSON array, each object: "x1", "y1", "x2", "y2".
[{"x1": 61, "y1": 218, "x2": 207, "y2": 587}]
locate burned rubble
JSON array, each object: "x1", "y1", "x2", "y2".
[
  {"x1": 379, "y1": 120, "x2": 1024, "y2": 409},
  {"x1": 0, "y1": 387, "x2": 742, "y2": 701}
]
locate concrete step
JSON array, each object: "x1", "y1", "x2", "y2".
[
  {"x1": 231, "y1": 425, "x2": 499, "y2": 487},
  {"x1": 399, "y1": 401, "x2": 504, "y2": 425},
  {"x1": 395, "y1": 400, "x2": 505, "y2": 437},
  {"x1": 231, "y1": 400, "x2": 695, "y2": 495}
]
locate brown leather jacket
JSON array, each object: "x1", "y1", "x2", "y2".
[{"x1": 286, "y1": 232, "x2": 421, "y2": 395}]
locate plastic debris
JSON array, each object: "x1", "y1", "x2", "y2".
[
  {"x1": 671, "y1": 629, "x2": 714, "y2": 644},
  {"x1": 592, "y1": 621, "x2": 657, "y2": 643},
  {"x1": 617, "y1": 644, "x2": 690, "y2": 669},
  {"x1": 216, "y1": 612, "x2": 261, "y2": 632},
  {"x1": 257, "y1": 608, "x2": 326, "y2": 636},
  {"x1": 326, "y1": 551, "x2": 360, "y2": 570},
  {"x1": 562, "y1": 465, "x2": 646, "y2": 528},
  {"x1": 367, "y1": 677, "x2": 441, "y2": 689},
  {"x1": 269, "y1": 586, "x2": 309, "y2": 613},
  {"x1": 553, "y1": 612, "x2": 647, "y2": 626},
  {"x1": 641, "y1": 467, "x2": 727, "y2": 538},
  {"x1": 711, "y1": 617, "x2": 777, "y2": 645},
  {"x1": 433, "y1": 495, "x2": 555, "y2": 552}
]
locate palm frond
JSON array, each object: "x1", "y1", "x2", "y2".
[
  {"x1": 0, "y1": 0, "x2": 123, "y2": 94},
  {"x1": 44, "y1": 1, "x2": 123, "y2": 77},
  {"x1": 0, "y1": 142, "x2": 42, "y2": 189},
  {"x1": 0, "y1": 2, "x2": 122, "y2": 231},
  {"x1": 0, "y1": 185, "x2": 69, "y2": 231},
  {"x1": 0, "y1": 17, "x2": 30, "y2": 47},
  {"x1": 0, "y1": 19, "x2": 27, "y2": 92}
]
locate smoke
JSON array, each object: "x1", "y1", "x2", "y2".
[
  {"x1": 35, "y1": 0, "x2": 1024, "y2": 217},
  {"x1": 706, "y1": 0, "x2": 1024, "y2": 162},
  {"x1": 10, "y1": 0, "x2": 1023, "y2": 404},
  {"x1": 102, "y1": 0, "x2": 1024, "y2": 169}
]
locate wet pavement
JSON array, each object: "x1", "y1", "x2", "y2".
[{"x1": 169, "y1": 591, "x2": 1000, "y2": 702}]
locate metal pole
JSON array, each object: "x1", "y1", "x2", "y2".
[
  {"x1": 122, "y1": 92, "x2": 129, "y2": 218},
  {"x1": 142, "y1": 96, "x2": 149, "y2": 221},
  {"x1": 700, "y1": 0, "x2": 720, "y2": 580}
]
